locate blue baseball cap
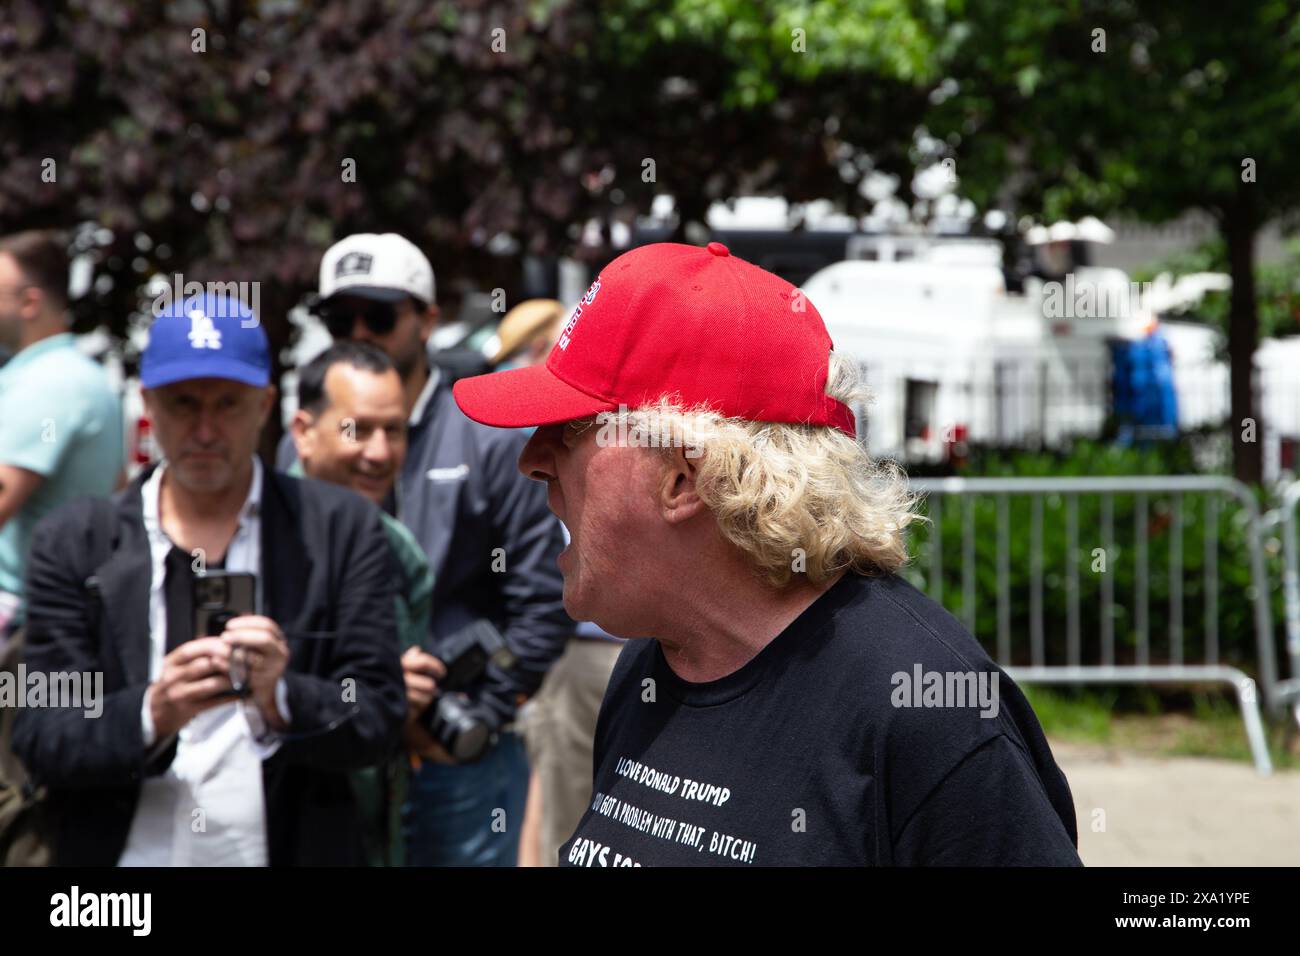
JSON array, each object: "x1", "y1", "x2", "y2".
[{"x1": 140, "y1": 292, "x2": 271, "y2": 389}]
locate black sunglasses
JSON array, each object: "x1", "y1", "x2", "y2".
[{"x1": 316, "y1": 298, "x2": 402, "y2": 338}]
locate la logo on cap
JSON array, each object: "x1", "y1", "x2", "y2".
[{"x1": 187, "y1": 309, "x2": 222, "y2": 350}]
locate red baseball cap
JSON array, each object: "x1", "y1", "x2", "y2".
[{"x1": 452, "y1": 242, "x2": 856, "y2": 436}]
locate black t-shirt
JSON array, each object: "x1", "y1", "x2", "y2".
[{"x1": 560, "y1": 571, "x2": 1082, "y2": 867}]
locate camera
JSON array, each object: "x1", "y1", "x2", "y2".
[{"x1": 419, "y1": 619, "x2": 516, "y2": 763}]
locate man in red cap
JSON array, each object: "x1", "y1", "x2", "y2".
[{"x1": 453, "y1": 242, "x2": 1081, "y2": 866}]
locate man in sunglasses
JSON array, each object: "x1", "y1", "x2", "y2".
[{"x1": 277, "y1": 233, "x2": 572, "y2": 867}]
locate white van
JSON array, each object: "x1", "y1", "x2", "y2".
[{"x1": 803, "y1": 236, "x2": 1225, "y2": 464}]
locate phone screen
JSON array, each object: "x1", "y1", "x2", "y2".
[{"x1": 192, "y1": 571, "x2": 258, "y2": 639}]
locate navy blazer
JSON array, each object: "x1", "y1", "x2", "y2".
[{"x1": 12, "y1": 464, "x2": 406, "y2": 866}]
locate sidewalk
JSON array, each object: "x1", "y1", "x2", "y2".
[{"x1": 1051, "y1": 739, "x2": 1300, "y2": 866}]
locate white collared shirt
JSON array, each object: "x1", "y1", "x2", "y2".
[{"x1": 119, "y1": 456, "x2": 286, "y2": 867}]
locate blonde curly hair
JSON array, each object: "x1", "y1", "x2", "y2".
[{"x1": 590, "y1": 352, "x2": 922, "y2": 588}]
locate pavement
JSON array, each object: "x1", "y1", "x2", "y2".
[{"x1": 1051, "y1": 739, "x2": 1300, "y2": 866}]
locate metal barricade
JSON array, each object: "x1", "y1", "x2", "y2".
[
  {"x1": 1273, "y1": 481, "x2": 1300, "y2": 731},
  {"x1": 906, "y1": 476, "x2": 1278, "y2": 775}
]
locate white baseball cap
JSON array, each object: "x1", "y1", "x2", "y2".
[{"x1": 319, "y1": 233, "x2": 435, "y2": 304}]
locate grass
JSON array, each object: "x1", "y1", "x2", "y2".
[{"x1": 1022, "y1": 684, "x2": 1300, "y2": 771}]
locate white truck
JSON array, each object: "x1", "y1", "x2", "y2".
[{"x1": 802, "y1": 233, "x2": 1243, "y2": 467}]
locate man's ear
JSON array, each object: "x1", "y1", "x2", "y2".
[
  {"x1": 419, "y1": 302, "x2": 440, "y2": 342},
  {"x1": 658, "y1": 444, "x2": 707, "y2": 525},
  {"x1": 254, "y1": 384, "x2": 278, "y2": 432},
  {"x1": 23, "y1": 286, "x2": 47, "y2": 323},
  {"x1": 290, "y1": 408, "x2": 316, "y2": 463}
]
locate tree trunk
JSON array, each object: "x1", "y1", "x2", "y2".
[{"x1": 1223, "y1": 198, "x2": 1263, "y2": 485}]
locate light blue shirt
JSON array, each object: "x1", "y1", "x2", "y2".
[{"x1": 0, "y1": 333, "x2": 123, "y2": 605}]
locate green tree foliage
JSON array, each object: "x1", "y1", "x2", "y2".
[
  {"x1": 924, "y1": 0, "x2": 1300, "y2": 484},
  {"x1": 5, "y1": 0, "x2": 1297, "y2": 486},
  {"x1": 0, "y1": 0, "x2": 946, "y2": 457},
  {"x1": 0, "y1": 0, "x2": 940, "y2": 346}
]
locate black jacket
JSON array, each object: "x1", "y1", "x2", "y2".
[
  {"x1": 12, "y1": 464, "x2": 406, "y2": 866},
  {"x1": 277, "y1": 368, "x2": 573, "y2": 727}
]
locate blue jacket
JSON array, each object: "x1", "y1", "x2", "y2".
[{"x1": 278, "y1": 367, "x2": 572, "y2": 727}]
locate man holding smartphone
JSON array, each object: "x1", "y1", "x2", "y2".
[{"x1": 13, "y1": 292, "x2": 406, "y2": 866}]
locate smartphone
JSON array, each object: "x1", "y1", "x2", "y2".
[
  {"x1": 193, "y1": 570, "x2": 258, "y2": 638},
  {"x1": 193, "y1": 571, "x2": 258, "y2": 699}
]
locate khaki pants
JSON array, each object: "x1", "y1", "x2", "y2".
[{"x1": 521, "y1": 637, "x2": 623, "y2": 866}]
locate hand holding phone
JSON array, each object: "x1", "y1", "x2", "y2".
[
  {"x1": 220, "y1": 615, "x2": 291, "y2": 733},
  {"x1": 146, "y1": 637, "x2": 235, "y2": 738}
]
